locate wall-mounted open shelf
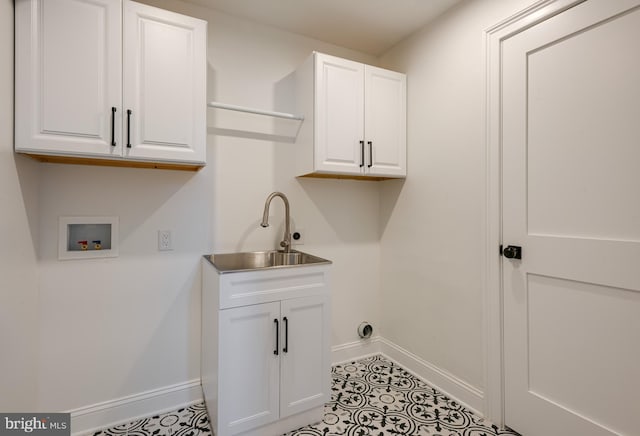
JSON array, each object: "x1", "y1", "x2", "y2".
[{"x1": 207, "y1": 101, "x2": 304, "y2": 121}]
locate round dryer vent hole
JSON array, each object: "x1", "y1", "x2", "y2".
[{"x1": 358, "y1": 322, "x2": 373, "y2": 339}]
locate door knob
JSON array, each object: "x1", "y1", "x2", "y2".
[{"x1": 503, "y1": 245, "x2": 522, "y2": 259}]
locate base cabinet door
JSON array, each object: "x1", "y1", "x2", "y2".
[
  {"x1": 218, "y1": 302, "x2": 280, "y2": 436},
  {"x1": 280, "y1": 295, "x2": 330, "y2": 418}
]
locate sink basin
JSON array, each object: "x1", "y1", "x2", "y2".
[{"x1": 205, "y1": 250, "x2": 331, "y2": 273}]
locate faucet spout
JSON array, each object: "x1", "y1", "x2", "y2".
[{"x1": 260, "y1": 192, "x2": 292, "y2": 252}]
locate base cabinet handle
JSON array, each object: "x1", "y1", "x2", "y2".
[
  {"x1": 283, "y1": 316, "x2": 288, "y2": 353},
  {"x1": 273, "y1": 318, "x2": 279, "y2": 355}
]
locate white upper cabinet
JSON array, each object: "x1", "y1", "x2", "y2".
[
  {"x1": 296, "y1": 52, "x2": 406, "y2": 179},
  {"x1": 15, "y1": 0, "x2": 207, "y2": 169}
]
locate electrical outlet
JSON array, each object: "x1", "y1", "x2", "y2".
[
  {"x1": 158, "y1": 230, "x2": 172, "y2": 251},
  {"x1": 292, "y1": 228, "x2": 304, "y2": 245}
]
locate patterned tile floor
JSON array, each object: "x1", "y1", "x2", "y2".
[
  {"x1": 92, "y1": 355, "x2": 519, "y2": 436},
  {"x1": 91, "y1": 403, "x2": 211, "y2": 436},
  {"x1": 286, "y1": 355, "x2": 518, "y2": 436}
]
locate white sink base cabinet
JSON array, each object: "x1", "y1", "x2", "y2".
[{"x1": 201, "y1": 259, "x2": 331, "y2": 436}]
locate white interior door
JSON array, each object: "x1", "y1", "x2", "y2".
[{"x1": 502, "y1": 1, "x2": 640, "y2": 435}]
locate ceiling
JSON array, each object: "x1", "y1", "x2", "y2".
[{"x1": 181, "y1": 0, "x2": 463, "y2": 56}]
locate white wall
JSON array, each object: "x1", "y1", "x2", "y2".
[
  {"x1": 0, "y1": 0, "x2": 40, "y2": 411},
  {"x1": 143, "y1": 0, "x2": 383, "y2": 352},
  {"x1": 378, "y1": 0, "x2": 534, "y2": 393},
  {"x1": 24, "y1": 0, "x2": 383, "y2": 413}
]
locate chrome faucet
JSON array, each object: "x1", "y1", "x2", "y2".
[{"x1": 260, "y1": 192, "x2": 292, "y2": 253}]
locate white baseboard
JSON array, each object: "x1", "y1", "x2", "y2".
[
  {"x1": 71, "y1": 339, "x2": 483, "y2": 435},
  {"x1": 68, "y1": 379, "x2": 203, "y2": 436},
  {"x1": 331, "y1": 336, "x2": 382, "y2": 364},
  {"x1": 332, "y1": 336, "x2": 485, "y2": 416}
]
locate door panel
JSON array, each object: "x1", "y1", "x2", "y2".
[
  {"x1": 314, "y1": 53, "x2": 364, "y2": 174},
  {"x1": 526, "y1": 274, "x2": 640, "y2": 430},
  {"x1": 280, "y1": 295, "x2": 330, "y2": 418},
  {"x1": 365, "y1": 66, "x2": 406, "y2": 177},
  {"x1": 123, "y1": 1, "x2": 206, "y2": 163},
  {"x1": 15, "y1": 0, "x2": 121, "y2": 155},
  {"x1": 502, "y1": 1, "x2": 640, "y2": 435},
  {"x1": 526, "y1": 5, "x2": 640, "y2": 241},
  {"x1": 218, "y1": 302, "x2": 280, "y2": 435}
]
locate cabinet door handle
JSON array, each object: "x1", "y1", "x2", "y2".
[
  {"x1": 283, "y1": 316, "x2": 288, "y2": 353},
  {"x1": 359, "y1": 141, "x2": 365, "y2": 167},
  {"x1": 367, "y1": 141, "x2": 373, "y2": 168},
  {"x1": 273, "y1": 318, "x2": 279, "y2": 356},
  {"x1": 126, "y1": 109, "x2": 132, "y2": 148},
  {"x1": 110, "y1": 107, "x2": 116, "y2": 146}
]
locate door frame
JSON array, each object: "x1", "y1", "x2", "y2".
[{"x1": 482, "y1": 0, "x2": 584, "y2": 427}]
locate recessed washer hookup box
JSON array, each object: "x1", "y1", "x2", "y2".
[{"x1": 58, "y1": 216, "x2": 119, "y2": 260}]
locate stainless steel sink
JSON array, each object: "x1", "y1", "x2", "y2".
[{"x1": 204, "y1": 250, "x2": 331, "y2": 273}]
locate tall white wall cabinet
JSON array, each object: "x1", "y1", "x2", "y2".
[
  {"x1": 202, "y1": 257, "x2": 331, "y2": 436},
  {"x1": 15, "y1": 0, "x2": 207, "y2": 170},
  {"x1": 295, "y1": 52, "x2": 407, "y2": 180}
]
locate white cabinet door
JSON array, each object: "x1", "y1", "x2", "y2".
[
  {"x1": 15, "y1": 0, "x2": 122, "y2": 156},
  {"x1": 365, "y1": 65, "x2": 406, "y2": 177},
  {"x1": 219, "y1": 302, "x2": 280, "y2": 436},
  {"x1": 280, "y1": 295, "x2": 330, "y2": 418},
  {"x1": 314, "y1": 53, "x2": 365, "y2": 175},
  {"x1": 123, "y1": 1, "x2": 206, "y2": 164}
]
